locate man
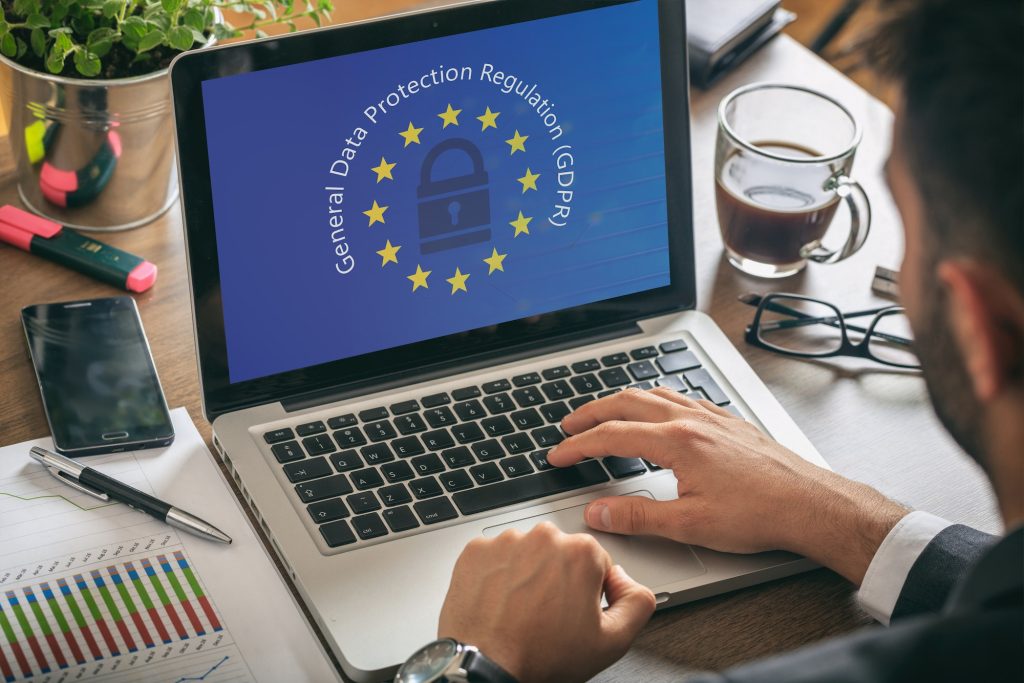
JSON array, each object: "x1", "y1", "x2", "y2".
[{"x1": 432, "y1": 0, "x2": 1023, "y2": 680}]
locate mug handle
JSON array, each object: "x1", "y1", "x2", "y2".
[{"x1": 800, "y1": 174, "x2": 872, "y2": 264}]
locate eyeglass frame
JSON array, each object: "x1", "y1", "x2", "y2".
[{"x1": 743, "y1": 293, "x2": 921, "y2": 369}]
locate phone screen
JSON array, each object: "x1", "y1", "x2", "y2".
[{"x1": 22, "y1": 297, "x2": 174, "y2": 455}]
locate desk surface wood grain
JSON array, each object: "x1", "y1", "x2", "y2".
[{"x1": 0, "y1": 30, "x2": 1000, "y2": 682}]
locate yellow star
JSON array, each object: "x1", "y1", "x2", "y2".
[
  {"x1": 363, "y1": 200, "x2": 388, "y2": 227},
  {"x1": 370, "y1": 157, "x2": 396, "y2": 183},
  {"x1": 506, "y1": 130, "x2": 528, "y2": 154},
  {"x1": 438, "y1": 104, "x2": 462, "y2": 128},
  {"x1": 517, "y1": 168, "x2": 540, "y2": 193},
  {"x1": 407, "y1": 264, "x2": 431, "y2": 292},
  {"x1": 477, "y1": 107, "x2": 500, "y2": 131},
  {"x1": 509, "y1": 211, "x2": 532, "y2": 237},
  {"x1": 483, "y1": 247, "x2": 507, "y2": 274},
  {"x1": 446, "y1": 267, "x2": 470, "y2": 294},
  {"x1": 376, "y1": 240, "x2": 401, "y2": 266},
  {"x1": 399, "y1": 122, "x2": 423, "y2": 147}
]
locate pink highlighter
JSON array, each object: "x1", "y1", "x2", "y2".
[{"x1": 0, "y1": 205, "x2": 157, "y2": 293}]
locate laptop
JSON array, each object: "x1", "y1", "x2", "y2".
[{"x1": 170, "y1": 0, "x2": 830, "y2": 679}]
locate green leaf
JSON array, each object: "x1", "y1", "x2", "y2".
[
  {"x1": 137, "y1": 28, "x2": 164, "y2": 52},
  {"x1": 73, "y1": 48, "x2": 102, "y2": 77},
  {"x1": 161, "y1": 0, "x2": 182, "y2": 13},
  {"x1": 0, "y1": 33, "x2": 15, "y2": 58},
  {"x1": 54, "y1": 31, "x2": 73, "y2": 52},
  {"x1": 45, "y1": 44, "x2": 66, "y2": 72},
  {"x1": 25, "y1": 13, "x2": 50, "y2": 29},
  {"x1": 189, "y1": 27, "x2": 206, "y2": 44},
  {"x1": 166, "y1": 25, "x2": 192, "y2": 51},
  {"x1": 87, "y1": 27, "x2": 116, "y2": 56},
  {"x1": 0, "y1": 21, "x2": 9, "y2": 39},
  {"x1": 71, "y1": 14, "x2": 96, "y2": 36},
  {"x1": 15, "y1": 36, "x2": 27, "y2": 59},
  {"x1": 30, "y1": 27, "x2": 45, "y2": 57},
  {"x1": 183, "y1": 8, "x2": 205, "y2": 31},
  {"x1": 13, "y1": 0, "x2": 40, "y2": 16},
  {"x1": 102, "y1": 1, "x2": 121, "y2": 19}
]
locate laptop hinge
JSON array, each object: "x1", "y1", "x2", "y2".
[{"x1": 281, "y1": 320, "x2": 644, "y2": 413}]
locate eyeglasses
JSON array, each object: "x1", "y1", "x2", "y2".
[{"x1": 741, "y1": 293, "x2": 921, "y2": 369}]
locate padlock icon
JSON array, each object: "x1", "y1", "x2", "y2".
[{"x1": 417, "y1": 138, "x2": 491, "y2": 254}]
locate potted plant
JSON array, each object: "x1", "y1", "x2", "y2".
[{"x1": 0, "y1": 0, "x2": 332, "y2": 230}]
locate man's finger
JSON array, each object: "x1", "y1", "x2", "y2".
[
  {"x1": 547, "y1": 421, "x2": 666, "y2": 467},
  {"x1": 561, "y1": 389, "x2": 685, "y2": 435},
  {"x1": 584, "y1": 494, "x2": 681, "y2": 538},
  {"x1": 600, "y1": 565, "x2": 656, "y2": 652}
]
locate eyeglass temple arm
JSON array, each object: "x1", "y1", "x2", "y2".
[{"x1": 756, "y1": 299, "x2": 912, "y2": 346}]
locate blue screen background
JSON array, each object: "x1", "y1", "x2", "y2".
[{"x1": 202, "y1": 0, "x2": 670, "y2": 383}]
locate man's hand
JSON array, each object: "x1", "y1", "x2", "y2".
[
  {"x1": 438, "y1": 522, "x2": 656, "y2": 683},
  {"x1": 548, "y1": 388, "x2": 909, "y2": 585}
]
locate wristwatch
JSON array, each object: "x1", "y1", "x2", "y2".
[{"x1": 394, "y1": 638, "x2": 519, "y2": 683}]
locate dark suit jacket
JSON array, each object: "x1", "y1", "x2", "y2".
[{"x1": 696, "y1": 525, "x2": 1023, "y2": 682}]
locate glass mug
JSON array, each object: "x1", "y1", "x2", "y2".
[{"x1": 715, "y1": 83, "x2": 872, "y2": 278}]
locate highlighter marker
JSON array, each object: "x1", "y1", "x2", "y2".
[
  {"x1": 36, "y1": 129, "x2": 122, "y2": 208},
  {"x1": 0, "y1": 205, "x2": 157, "y2": 293}
]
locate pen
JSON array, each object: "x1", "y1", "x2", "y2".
[{"x1": 29, "y1": 446, "x2": 232, "y2": 545}]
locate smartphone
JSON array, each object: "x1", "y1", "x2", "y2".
[{"x1": 21, "y1": 296, "x2": 174, "y2": 456}]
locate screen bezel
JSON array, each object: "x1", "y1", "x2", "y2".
[
  {"x1": 21, "y1": 297, "x2": 175, "y2": 456},
  {"x1": 170, "y1": 0, "x2": 694, "y2": 420}
]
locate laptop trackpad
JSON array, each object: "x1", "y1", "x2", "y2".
[{"x1": 482, "y1": 491, "x2": 706, "y2": 590}]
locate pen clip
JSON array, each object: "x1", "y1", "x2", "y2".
[{"x1": 44, "y1": 467, "x2": 110, "y2": 502}]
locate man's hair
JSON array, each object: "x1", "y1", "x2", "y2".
[{"x1": 862, "y1": 0, "x2": 1023, "y2": 292}]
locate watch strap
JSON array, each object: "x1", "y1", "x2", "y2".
[{"x1": 461, "y1": 649, "x2": 519, "y2": 683}]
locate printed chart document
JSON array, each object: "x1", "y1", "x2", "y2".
[{"x1": 0, "y1": 408, "x2": 341, "y2": 683}]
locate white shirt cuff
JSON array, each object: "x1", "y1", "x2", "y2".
[{"x1": 857, "y1": 510, "x2": 953, "y2": 625}]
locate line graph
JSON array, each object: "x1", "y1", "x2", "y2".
[
  {"x1": 0, "y1": 490, "x2": 117, "y2": 512},
  {"x1": 176, "y1": 655, "x2": 230, "y2": 682}
]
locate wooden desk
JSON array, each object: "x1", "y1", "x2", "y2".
[{"x1": 0, "y1": 33, "x2": 1001, "y2": 682}]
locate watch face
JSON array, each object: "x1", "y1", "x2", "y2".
[{"x1": 399, "y1": 639, "x2": 459, "y2": 683}]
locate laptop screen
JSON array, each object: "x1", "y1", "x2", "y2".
[{"x1": 200, "y1": 0, "x2": 671, "y2": 384}]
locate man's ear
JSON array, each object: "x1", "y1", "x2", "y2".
[{"x1": 936, "y1": 260, "x2": 1024, "y2": 401}]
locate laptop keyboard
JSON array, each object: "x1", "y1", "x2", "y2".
[{"x1": 261, "y1": 338, "x2": 739, "y2": 552}]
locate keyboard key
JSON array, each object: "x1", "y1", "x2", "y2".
[
  {"x1": 347, "y1": 491, "x2": 381, "y2": 514},
  {"x1": 453, "y1": 399, "x2": 486, "y2": 422},
  {"x1": 469, "y1": 462, "x2": 504, "y2": 485},
  {"x1": 541, "y1": 380, "x2": 573, "y2": 401},
  {"x1": 296, "y1": 421, "x2": 326, "y2": 437},
  {"x1": 380, "y1": 484, "x2": 412, "y2": 507},
  {"x1": 350, "y1": 468, "x2": 384, "y2": 490},
  {"x1": 352, "y1": 512, "x2": 389, "y2": 540},
  {"x1": 330, "y1": 450, "x2": 362, "y2": 472},
  {"x1": 392, "y1": 436, "x2": 426, "y2": 458},
  {"x1": 453, "y1": 461, "x2": 610, "y2": 516},
  {"x1": 657, "y1": 350, "x2": 702, "y2": 374},
  {"x1": 571, "y1": 359, "x2": 600, "y2": 373},
  {"x1": 511, "y1": 408, "x2": 543, "y2": 430},
  {"x1": 333, "y1": 427, "x2": 367, "y2": 448},
  {"x1": 540, "y1": 402, "x2": 571, "y2": 424},
  {"x1": 295, "y1": 474, "x2": 352, "y2": 503},
  {"x1": 481, "y1": 415, "x2": 514, "y2": 437},
  {"x1": 472, "y1": 439, "x2": 504, "y2": 461},
  {"x1": 308, "y1": 498, "x2": 348, "y2": 524},
  {"x1": 302, "y1": 434, "x2": 336, "y2": 456},
  {"x1": 659, "y1": 339, "x2": 688, "y2": 353},
  {"x1": 482, "y1": 379, "x2": 512, "y2": 394},
  {"x1": 381, "y1": 460, "x2": 415, "y2": 482},
  {"x1": 442, "y1": 446, "x2": 475, "y2": 469},
  {"x1": 395, "y1": 413, "x2": 428, "y2": 435},
  {"x1": 271, "y1": 441, "x2": 304, "y2": 464},
  {"x1": 501, "y1": 432, "x2": 534, "y2": 454},
  {"x1": 410, "y1": 476, "x2": 443, "y2": 499},
  {"x1": 511, "y1": 386, "x2": 545, "y2": 408},
  {"x1": 685, "y1": 389, "x2": 707, "y2": 402},
  {"x1": 263, "y1": 428, "x2": 294, "y2": 444},
  {"x1": 483, "y1": 393, "x2": 515, "y2": 414},
  {"x1": 570, "y1": 374, "x2": 602, "y2": 394},
  {"x1": 320, "y1": 520, "x2": 356, "y2": 547},
  {"x1": 283, "y1": 457, "x2": 332, "y2": 483},
  {"x1": 601, "y1": 352, "x2": 630, "y2": 366},
  {"x1": 598, "y1": 389, "x2": 621, "y2": 398},
  {"x1": 359, "y1": 407, "x2": 389, "y2": 422},
  {"x1": 530, "y1": 449, "x2": 553, "y2": 471},
  {"x1": 413, "y1": 497, "x2": 458, "y2": 525},
  {"x1": 630, "y1": 346, "x2": 659, "y2": 360},
  {"x1": 361, "y1": 443, "x2": 395, "y2": 464},
  {"x1": 425, "y1": 407, "x2": 457, "y2": 429},
  {"x1": 532, "y1": 426, "x2": 565, "y2": 447},
  {"x1": 683, "y1": 369, "x2": 730, "y2": 405},
  {"x1": 603, "y1": 456, "x2": 647, "y2": 478},
  {"x1": 499, "y1": 455, "x2": 534, "y2": 478},
  {"x1": 630, "y1": 381, "x2": 654, "y2": 390},
  {"x1": 421, "y1": 392, "x2": 451, "y2": 408},
  {"x1": 512, "y1": 372, "x2": 542, "y2": 386},
  {"x1": 441, "y1": 469, "x2": 474, "y2": 492},
  {"x1": 568, "y1": 395, "x2": 596, "y2": 410},
  {"x1": 451, "y1": 422, "x2": 485, "y2": 444},
  {"x1": 383, "y1": 505, "x2": 420, "y2": 532},
  {"x1": 452, "y1": 386, "x2": 481, "y2": 400},
  {"x1": 390, "y1": 400, "x2": 419, "y2": 415},
  {"x1": 327, "y1": 414, "x2": 357, "y2": 429},
  {"x1": 422, "y1": 429, "x2": 455, "y2": 451},
  {"x1": 542, "y1": 366, "x2": 571, "y2": 380},
  {"x1": 627, "y1": 360, "x2": 659, "y2": 381},
  {"x1": 656, "y1": 375, "x2": 687, "y2": 392},
  {"x1": 411, "y1": 453, "x2": 445, "y2": 475},
  {"x1": 643, "y1": 459, "x2": 663, "y2": 471},
  {"x1": 598, "y1": 367, "x2": 630, "y2": 387},
  {"x1": 364, "y1": 420, "x2": 398, "y2": 442}
]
